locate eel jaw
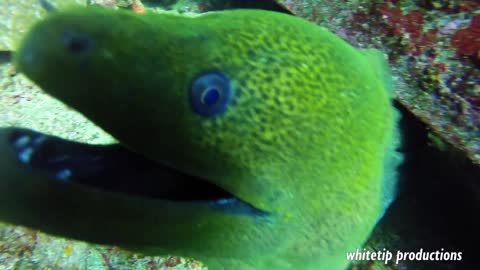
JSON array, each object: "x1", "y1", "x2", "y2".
[{"x1": 0, "y1": 127, "x2": 268, "y2": 217}]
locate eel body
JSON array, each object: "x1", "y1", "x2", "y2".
[{"x1": 0, "y1": 5, "x2": 402, "y2": 270}]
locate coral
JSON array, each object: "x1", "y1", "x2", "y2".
[
  {"x1": 451, "y1": 15, "x2": 480, "y2": 57},
  {"x1": 377, "y1": 3, "x2": 438, "y2": 56}
]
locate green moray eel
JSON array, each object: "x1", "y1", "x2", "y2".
[{"x1": 0, "y1": 5, "x2": 402, "y2": 270}]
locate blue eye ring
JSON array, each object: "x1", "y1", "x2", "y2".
[{"x1": 189, "y1": 71, "x2": 232, "y2": 117}]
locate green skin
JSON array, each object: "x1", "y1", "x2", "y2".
[{"x1": 0, "y1": 6, "x2": 400, "y2": 270}]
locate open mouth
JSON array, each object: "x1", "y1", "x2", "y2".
[{"x1": 5, "y1": 127, "x2": 268, "y2": 217}]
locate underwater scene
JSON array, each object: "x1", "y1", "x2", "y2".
[{"x1": 0, "y1": 0, "x2": 479, "y2": 269}]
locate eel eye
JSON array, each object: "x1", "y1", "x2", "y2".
[
  {"x1": 61, "y1": 31, "x2": 94, "y2": 54},
  {"x1": 189, "y1": 71, "x2": 232, "y2": 117}
]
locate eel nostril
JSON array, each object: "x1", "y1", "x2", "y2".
[
  {"x1": 38, "y1": 0, "x2": 56, "y2": 12},
  {"x1": 61, "y1": 31, "x2": 94, "y2": 54}
]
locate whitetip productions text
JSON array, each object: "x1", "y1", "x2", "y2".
[{"x1": 346, "y1": 248, "x2": 462, "y2": 264}]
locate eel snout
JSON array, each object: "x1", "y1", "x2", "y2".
[{"x1": 0, "y1": 127, "x2": 268, "y2": 231}]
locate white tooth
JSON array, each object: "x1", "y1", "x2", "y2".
[
  {"x1": 216, "y1": 198, "x2": 235, "y2": 205},
  {"x1": 18, "y1": 147, "x2": 34, "y2": 163},
  {"x1": 33, "y1": 135, "x2": 47, "y2": 145},
  {"x1": 56, "y1": 169, "x2": 72, "y2": 181},
  {"x1": 14, "y1": 136, "x2": 31, "y2": 148}
]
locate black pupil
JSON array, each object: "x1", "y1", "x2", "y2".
[
  {"x1": 69, "y1": 38, "x2": 89, "y2": 53},
  {"x1": 202, "y1": 87, "x2": 221, "y2": 106},
  {"x1": 62, "y1": 31, "x2": 92, "y2": 54}
]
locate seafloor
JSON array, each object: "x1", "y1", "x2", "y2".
[{"x1": 0, "y1": 0, "x2": 479, "y2": 270}]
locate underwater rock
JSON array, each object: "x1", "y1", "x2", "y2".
[
  {"x1": 275, "y1": 0, "x2": 480, "y2": 165},
  {"x1": 0, "y1": 222, "x2": 206, "y2": 269},
  {"x1": 0, "y1": 0, "x2": 85, "y2": 51}
]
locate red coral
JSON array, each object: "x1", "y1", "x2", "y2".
[
  {"x1": 414, "y1": 28, "x2": 438, "y2": 55},
  {"x1": 377, "y1": 3, "x2": 403, "y2": 35},
  {"x1": 451, "y1": 15, "x2": 480, "y2": 57},
  {"x1": 377, "y1": 3, "x2": 438, "y2": 56},
  {"x1": 434, "y1": 63, "x2": 446, "y2": 72},
  {"x1": 404, "y1": 10, "x2": 424, "y2": 40}
]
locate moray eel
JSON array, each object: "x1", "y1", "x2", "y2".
[{"x1": 0, "y1": 5, "x2": 402, "y2": 270}]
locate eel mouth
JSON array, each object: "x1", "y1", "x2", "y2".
[{"x1": 4, "y1": 127, "x2": 268, "y2": 217}]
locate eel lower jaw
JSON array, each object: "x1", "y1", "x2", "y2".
[{"x1": 1, "y1": 127, "x2": 268, "y2": 217}]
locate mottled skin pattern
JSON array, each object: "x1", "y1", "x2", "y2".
[{"x1": 5, "y1": 6, "x2": 400, "y2": 270}]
